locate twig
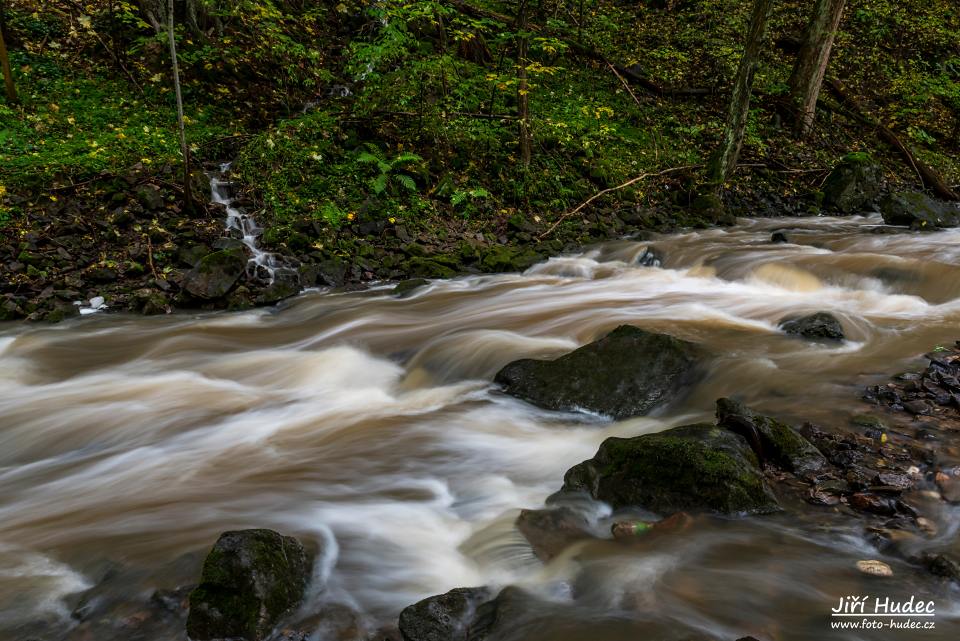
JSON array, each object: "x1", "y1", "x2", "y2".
[
  {"x1": 146, "y1": 236, "x2": 159, "y2": 280},
  {"x1": 607, "y1": 62, "x2": 643, "y2": 108},
  {"x1": 538, "y1": 164, "x2": 701, "y2": 239}
]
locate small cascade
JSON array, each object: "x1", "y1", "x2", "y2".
[{"x1": 209, "y1": 162, "x2": 281, "y2": 283}]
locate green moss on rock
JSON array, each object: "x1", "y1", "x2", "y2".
[
  {"x1": 561, "y1": 423, "x2": 779, "y2": 515},
  {"x1": 182, "y1": 248, "x2": 248, "y2": 300},
  {"x1": 716, "y1": 398, "x2": 827, "y2": 478},
  {"x1": 879, "y1": 191, "x2": 960, "y2": 230},
  {"x1": 186, "y1": 529, "x2": 311, "y2": 641}
]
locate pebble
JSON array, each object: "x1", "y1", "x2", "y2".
[
  {"x1": 856, "y1": 559, "x2": 893, "y2": 577},
  {"x1": 935, "y1": 471, "x2": 960, "y2": 502},
  {"x1": 916, "y1": 517, "x2": 938, "y2": 537}
]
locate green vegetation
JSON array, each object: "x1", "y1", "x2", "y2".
[
  {"x1": 0, "y1": 0, "x2": 958, "y2": 319},
  {"x1": 3, "y1": 1, "x2": 959, "y2": 229}
]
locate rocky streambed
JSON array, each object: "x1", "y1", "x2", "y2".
[{"x1": 2, "y1": 213, "x2": 960, "y2": 641}]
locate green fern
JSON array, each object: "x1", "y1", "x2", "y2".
[
  {"x1": 395, "y1": 174, "x2": 417, "y2": 192},
  {"x1": 354, "y1": 145, "x2": 422, "y2": 197}
]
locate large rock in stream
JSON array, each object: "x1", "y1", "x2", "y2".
[
  {"x1": 398, "y1": 587, "x2": 493, "y2": 641},
  {"x1": 186, "y1": 529, "x2": 312, "y2": 641},
  {"x1": 561, "y1": 422, "x2": 779, "y2": 515},
  {"x1": 182, "y1": 247, "x2": 248, "y2": 300},
  {"x1": 821, "y1": 153, "x2": 882, "y2": 214},
  {"x1": 493, "y1": 325, "x2": 702, "y2": 419},
  {"x1": 716, "y1": 398, "x2": 827, "y2": 478},
  {"x1": 779, "y1": 311, "x2": 845, "y2": 341},
  {"x1": 879, "y1": 191, "x2": 960, "y2": 230}
]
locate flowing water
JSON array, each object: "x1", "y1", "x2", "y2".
[
  {"x1": 1, "y1": 215, "x2": 959, "y2": 640},
  {"x1": 213, "y1": 163, "x2": 281, "y2": 282}
]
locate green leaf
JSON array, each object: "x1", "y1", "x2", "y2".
[
  {"x1": 396, "y1": 173, "x2": 417, "y2": 192},
  {"x1": 372, "y1": 173, "x2": 388, "y2": 194}
]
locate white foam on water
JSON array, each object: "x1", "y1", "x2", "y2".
[{"x1": 0, "y1": 544, "x2": 90, "y2": 626}]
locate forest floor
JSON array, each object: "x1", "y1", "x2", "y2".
[{"x1": 1, "y1": 0, "x2": 959, "y2": 320}]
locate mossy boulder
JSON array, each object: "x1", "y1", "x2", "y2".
[
  {"x1": 186, "y1": 529, "x2": 311, "y2": 641},
  {"x1": 822, "y1": 153, "x2": 882, "y2": 214},
  {"x1": 406, "y1": 257, "x2": 457, "y2": 279},
  {"x1": 779, "y1": 311, "x2": 844, "y2": 341},
  {"x1": 254, "y1": 268, "x2": 301, "y2": 305},
  {"x1": 398, "y1": 586, "x2": 493, "y2": 641},
  {"x1": 182, "y1": 248, "x2": 248, "y2": 300},
  {"x1": 494, "y1": 325, "x2": 702, "y2": 419},
  {"x1": 715, "y1": 398, "x2": 827, "y2": 478},
  {"x1": 561, "y1": 423, "x2": 779, "y2": 514},
  {"x1": 134, "y1": 184, "x2": 165, "y2": 211},
  {"x1": 879, "y1": 191, "x2": 960, "y2": 230},
  {"x1": 479, "y1": 246, "x2": 540, "y2": 273},
  {"x1": 128, "y1": 288, "x2": 169, "y2": 315}
]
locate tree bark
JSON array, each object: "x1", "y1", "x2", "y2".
[
  {"x1": 0, "y1": 2, "x2": 18, "y2": 103},
  {"x1": 789, "y1": 0, "x2": 846, "y2": 138},
  {"x1": 167, "y1": 0, "x2": 193, "y2": 211},
  {"x1": 517, "y1": 0, "x2": 532, "y2": 170},
  {"x1": 708, "y1": 0, "x2": 774, "y2": 187}
]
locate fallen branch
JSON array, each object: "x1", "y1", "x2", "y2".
[
  {"x1": 538, "y1": 164, "x2": 701, "y2": 239},
  {"x1": 146, "y1": 236, "x2": 159, "y2": 280},
  {"x1": 607, "y1": 62, "x2": 643, "y2": 107},
  {"x1": 826, "y1": 78, "x2": 959, "y2": 201}
]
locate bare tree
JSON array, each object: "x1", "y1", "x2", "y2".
[
  {"x1": 0, "y1": 1, "x2": 17, "y2": 103},
  {"x1": 517, "y1": 0, "x2": 532, "y2": 170},
  {"x1": 708, "y1": 0, "x2": 774, "y2": 187},
  {"x1": 167, "y1": 0, "x2": 193, "y2": 210},
  {"x1": 789, "y1": 0, "x2": 846, "y2": 137}
]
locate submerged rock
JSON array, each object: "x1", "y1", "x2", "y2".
[
  {"x1": 494, "y1": 325, "x2": 702, "y2": 419},
  {"x1": 398, "y1": 587, "x2": 492, "y2": 641},
  {"x1": 186, "y1": 529, "x2": 312, "y2": 641},
  {"x1": 779, "y1": 311, "x2": 845, "y2": 341},
  {"x1": 515, "y1": 507, "x2": 593, "y2": 561},
  {"x1": 561, "y1": 423, "x2": 779, "y2": 515},
  {"x1": 393, "y1": 278, "x2": 430, "y2": 297},
  {"x1": 716, "y1": 398, "x2": 827, "y2": 477},
  {"x1": 822, "y1": 153, "x2": 882, "y2": 214},
  {"x1": 182, "y1": 247, "x2": 248, "y2": 300},
  {"x1": 466, "y1": 586, "x2": 536, "y2": 641},
  {"x1": 879, "y1": 191, "x2": 960, "y2": 230}
]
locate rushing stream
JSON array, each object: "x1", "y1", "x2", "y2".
[{"x1": 1, "y1": 215, "x2": 959, "y2": 640}]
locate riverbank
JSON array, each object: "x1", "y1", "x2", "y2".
[{"x1": 4, "y1": 150, "x2": 958, "y2": 323}]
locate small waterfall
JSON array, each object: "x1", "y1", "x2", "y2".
[{"x1": 209, "y1": 162, "x2": 280, "y2": 283}]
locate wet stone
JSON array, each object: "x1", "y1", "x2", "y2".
[{"x1": 849, "y1": 492, "x2": 898, "y2": 516}]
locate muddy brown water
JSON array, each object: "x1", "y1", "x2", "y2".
[{"x1": 1, "y1": 214, "x2": 959, "y2": 639}]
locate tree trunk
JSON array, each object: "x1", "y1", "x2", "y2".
[
  {"x1": 708, "y1": 0, "x2": 774, "y2": 187},
  {"x1": 517, "y1": 0, "x2": 532, "y2": 170},
  {"x1": 789, "y1": 0, "x2": 846, "y2": 138},
  {"x1": 167, "y1": 0, "x2": 193, "y2": 211},
  {"x1": 0, "y1": 4, "x2": 17, "y2": 103}
]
